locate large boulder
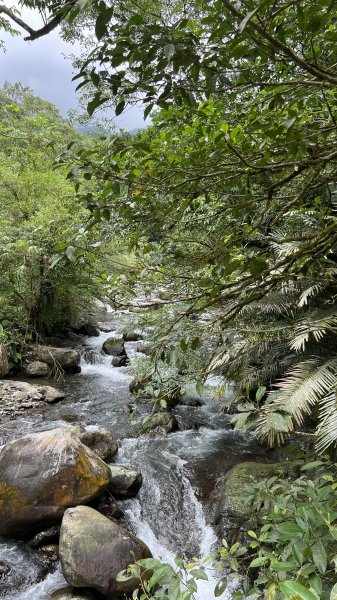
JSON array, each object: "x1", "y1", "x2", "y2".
[
  {"x1": 0, "y1": 344, "x2": 9, "y2": 377},
  {"x1": 49, "y1": 588, "x2": 96, "y2": 600},
  {"x1": 215, "y1": 461, "x2": 300, "y2": 542},
  {"x1": 109, "y1": 465, "x2": 142, "y2": 497},
  {"x1": 79, "y1": 427, "x2": 118, "y2": 461},
  {"x1": 102, "y1": 337, "x2": 126, "y2": 357},
  {"x1": 24, "y1": 361, "x2": 50, "y2": 377},
  {"x1": 0, "y1": 427, "x2": 112, "y2": 537},
  {"x1": 59, "y1": 506, "x2": 151, "y2": 597},
  {"x1": 35, "y1": 346, "x2": 81, "y2": 373}
]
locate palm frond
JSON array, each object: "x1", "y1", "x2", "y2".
[
  {"x1": 264, "y1": 357, "x2": 337, "y2": 425},
  {"x1": 290, "y1": 306, "x2": 337, "y2": 352},
  {"x1": 316, "y1": 391, "x2": 337, "y2": 453}
]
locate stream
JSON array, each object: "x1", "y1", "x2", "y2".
[{"x1": 0, "y1": 311, "x2": 269, "y2": 599}]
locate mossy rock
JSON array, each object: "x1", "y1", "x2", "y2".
[{"x1": 215, "y1": 460, "x2": 301, "y2": 543}]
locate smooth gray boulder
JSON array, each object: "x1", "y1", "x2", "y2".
[
  {"x1": 59, "y1": 506, "x2": 151, "y2": 597},
  {"x1": 24, "y1": 361, "x2": 50, "y2": 377},
  {"x1": 35, "y1": 346, "x2": 80, "y2": 373},
  {"x1": 102, "y1": 337, "x2": 126, "y2": 357},
  {"x1": 109, "y1": 465, "x2": 142, "y2": 497},
  {"x1": 0, "y1": 427, "x2": 112, "y2": 537},
  {"x1": 79, "y1": 427, "x2": 118, "y2": 461}
]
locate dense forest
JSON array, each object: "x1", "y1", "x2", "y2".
[{"x1": 1, "y1": 1, "x2": 337, "y2": 599}]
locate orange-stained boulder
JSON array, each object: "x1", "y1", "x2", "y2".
[{"x1": 0, "y1": 427, "x2": 112, "y2": 538}]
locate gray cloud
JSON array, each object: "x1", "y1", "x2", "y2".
[{"x1": 0, "y1": 3, "x2": 147, "y2": 130}]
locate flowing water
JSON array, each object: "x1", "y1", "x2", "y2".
[{"x1": 0, "y1": 312, "x2": 269, "y2": 599}]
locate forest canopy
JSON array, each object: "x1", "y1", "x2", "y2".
[{"x1": 2, "y1": 0, "x2": 337, "y2": 451}]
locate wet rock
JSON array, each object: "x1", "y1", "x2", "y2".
[
  {"x1": 37, "y1": 544, "x2": 59, "y2": 561},
  {"x1": 0, "y1": 380, "x2": 65, "y2": 410},
  {"x1": 122, "y1": 330, "x2": 143, "y2": 342},
  {"x1": 0, "y1": 344, "x2": 9, "y2": 378},
  {"x1": 49, "y1": 587, "x2": 96, "y2": 600},
  {"x1": 102, "y1": 337, "x2": 126, "y2": 357},
  {"x1": 0, "y1": 540, "x2": 48, "y2": 596},
  {"x1": 98, "y1": 323, "x2": 116, "y2": 333},
  {"x1": 111, "y1": 355, "x2": 129, "y2": 367},
  {"x1": 136, "y1": 343, "x2": 152, "y2": 355},
  {"x1": 29, "y1": 525, "x2": 61, "y2": 549},
  {"x1": 83, "y1": 323, "x2": 100, "y2": 337},
  {"x1": 98, "y1": 505, "x2": 124, "y2": 520},
  {"x1": 79, "y1": 427, "x2": 118, "y2": 461},
  {"x1": 35, "y1": 346, "x2": 81, "y2": 373},
  {"x1": 129, "y1": 376, "x2": 151, "y2": 394},
  {"x1": 59, "y1": 506, "x2": 151, "y2": 597},
  {"x1": 215, "y1": 461, "x2": 301, "y2": 542},
  {"x1": 143, "y1": 411, "x2": 178, "y2": 433},
  {"x1": 109, "y1": 465, "x2": 142, "y2": 497},
  {"x1": 24, "y1": 361, "x2": 50, "y2": 377},
  {"x1": 0, "y1": 427, "x2": 112, "y2": 537}
]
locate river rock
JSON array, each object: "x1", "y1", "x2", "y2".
[
  {"x1": 108, "y1": 465, "x2": 143, "y2": 497},
  {"x1": 111, "y1": 355, "x2": 129, "y2": 367},
  {"x1": 37, "y1": 544, "x2": 59, "y2": 561},
  {"x1": 143, "y1": 411, "x2": 178, "y2": 433},
  {"x1": 122, "y1": 330, "x2": 143, "y2": 342},
  {"x1": 98, "y1": 323, "x2": 116, "y2": 333},
  {"x1": 102, "y1": 337, "x2": 126, "y2": 356},
  {"x1": 29, "y1": 525, "x2": 61, "y2": 549},
  {"x1": 215, "y1": 461, "x2": 301, "y2": 542},
  {"x1": 35, "y1": 346, "x2": 81, "y2": 373},
  {"x1": 59, "y1": 506, "x2": 151, "y2": 597},
  {"x1": 24, "y1": 360, "x2": 50, "y2": 377},
  {"x1": 0, "y1": 380, "x2": 65, "y2": 409},
  {"x1": 0, "y1": 427, "x2": 112, "y2": 537},
  {"x1": 129, "y1": 376, "x2": 150, "y2": 394},
  {"x1": 49, "y1": 588, "x2": 96, "y2": 600},
  {"x1": 0, "y1": 344, "x2": 9, "y2": 377},
  {"x1": 79, "y1": 427, "x2": 118, "y2": 461}
]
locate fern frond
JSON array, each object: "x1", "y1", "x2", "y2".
[
  {"x1": 266, "y1": 357, "x2": 337, "y2": 425},
  {"x1": 315, "y1": 391, "x2": 337, "y2": 453},
  {"x1": 290, "y1": 306, "x2": 337, "y2": 351}
]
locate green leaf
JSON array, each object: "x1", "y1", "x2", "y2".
[
  {"x1": 276, "y1": 522, "x2": 303, "y2": 536},
  {"x1": 256, "y1": 386, "x2": 267, "y2": 402},
  {"x1": 66, "y1": 246, "x2": 77, "y2": 263},
  {"x1": 311, "y1": 540, "x2": 327, "y2": 574},
  {"x1": 331, "y1": 583, "x2": 337, "y2": 600},
  {"x1": 87, "y1": 95, "x2": 109, "y2": 116},
  {"x1": 239, "y1": 7, "x2": 261, "y2": 32},
  {"x1": 214, "y1": 577, "x2": 228, "y2": 597},
  {"x1": 115, "y1": 100, "x2": 126, "y2": 116},
  {"x1": 300, "y1": 461, "x2": 324, "y2": 471},
  {"x1": 270, "y1": 561, "x2": 297, "y2": 572},
  {"x1": 164, "y1": 43, "x2": 175, "y2": 59},
  {"x1": 280, "y1": 580, "x2": 318, "y2": 600},
  {"x1": 249, "y1": 556, "x2": 269, "y2": 567}
]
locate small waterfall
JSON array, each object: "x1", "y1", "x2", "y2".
[{"x1": 117, "y1": 433, "x2": 234, "y2": 599}]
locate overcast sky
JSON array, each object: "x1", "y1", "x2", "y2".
[{"x1": 0, "y1": 2, "x2": 146, "y2": 130}]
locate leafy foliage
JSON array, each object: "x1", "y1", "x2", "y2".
[{"x1": 118, "y1": 458, "x2": 337, "y2": 599}]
